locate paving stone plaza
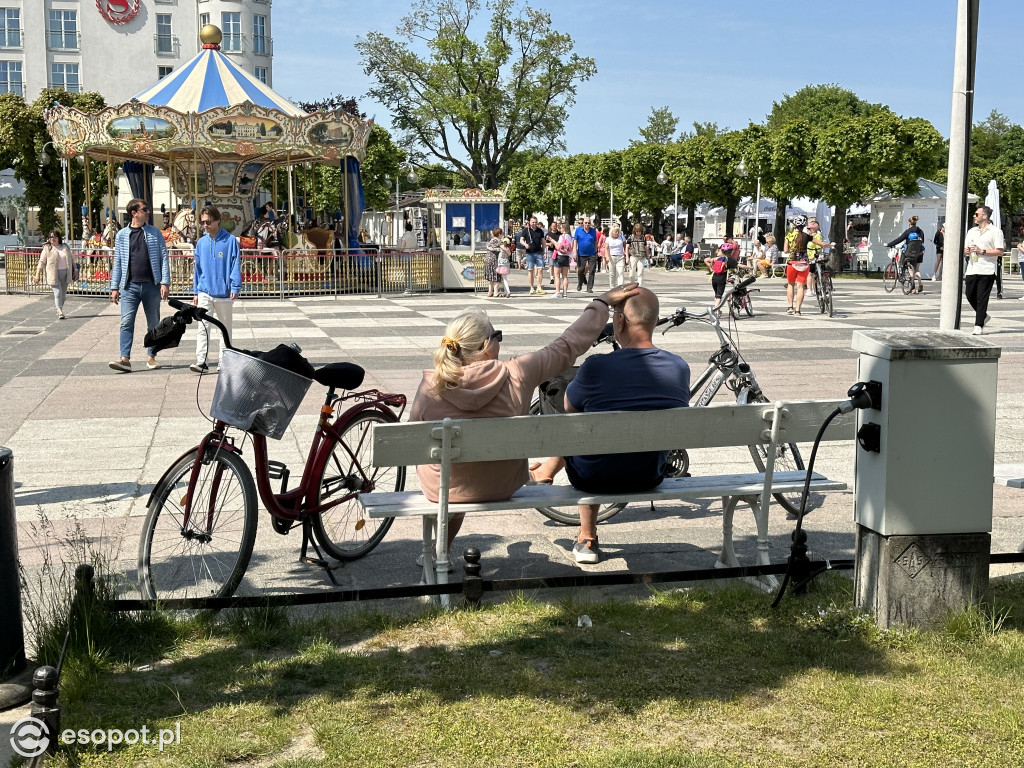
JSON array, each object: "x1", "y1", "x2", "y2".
[{"x1": 2, "y1": 268, "x2": 1023, "y2": 595}]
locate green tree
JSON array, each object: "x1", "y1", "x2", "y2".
[
  {"x1": 0, "y1": 89, "x2": 107, "y2": 238},
  {"x1": 356, "y1": 0, "x2": 596, "y2": 188},
  {"x1": 767, "y1": 83, "x2": 880, "y2": 130},
  {"x1": 636, "y1": 107, "x2": 679, "y2": 145}
]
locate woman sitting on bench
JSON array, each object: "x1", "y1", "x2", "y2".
[{"x1": 410, "y1": 283, "x2": 641, "y2": 562}]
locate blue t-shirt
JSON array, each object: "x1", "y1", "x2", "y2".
[
  {"x1": 574, "y1": 227, "x2": 597, "y2": 256},
  {"x1": 566, "y1": 347, "x2": 690, "y2": 485}
]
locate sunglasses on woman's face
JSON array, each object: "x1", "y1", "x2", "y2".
[{"x1": 489, "y1": 330, "x2": 502, "y2": 343}]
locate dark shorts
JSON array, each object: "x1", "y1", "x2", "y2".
[
  {"x1": 554, "y1": 253, "x2": 571, "y2": 268},
  {"x1": 564, "y1": 456, "x2": 666, "y2": 495}
]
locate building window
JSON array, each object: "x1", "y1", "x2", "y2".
[
  {"x1": 0, "y1": 60, "x2": 22, "y2": 95},
  {"x1": 48, "y1": 10, "x2": 78, "y2": 50},
  {"x1": 155, "y1": 14, "x2": 172, "y2": 53},
  {"x1": 253, "y1": 15, "x2": 266, "y2": 54},
  {"x1": 0, "y1": 9, "x2": 21, "y2": 48},
  {"x1": 254, "y1": 66, "x2": 267, "y2": 84},
  {"x1": 199, "y1": 13, "x2": 209, "y2": 28},
  {"x1": 158, "y1": 66, "x2": 173, "y2": 80},
  {"x1": 51, "y1": 63, "x2": 80, "y2": 93},
  {"x1": 221, "y1": 12, "x2": 241, "y2": 51}
]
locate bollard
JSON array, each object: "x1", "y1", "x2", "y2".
[
  {"x1": 0, "y1": 447, "x2": 27, "y2": 681},
  {"x1": 30, "y1": 665, "x2": 60, "y2": 755},
  {"x1": 462, "y1": 547, "x2": 483, "y2": 608}
]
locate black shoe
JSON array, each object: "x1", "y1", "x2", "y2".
[
  {"x1": 997, "y1": 293, "x2": 1004, "y2": 299},
  {"x1": 189, "y1": 362, "x2": 209, "y2": 374}
]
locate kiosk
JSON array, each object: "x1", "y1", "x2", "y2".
[{"x1": 420, "y1": 187, "x2": 508, "y2": 290}]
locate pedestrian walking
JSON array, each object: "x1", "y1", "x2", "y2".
[
  {"x1": 34, "y1": 230, "x2": 77, "y2": 320},
  {"x1": 190, "y1": 206, "x2": 241, "y2": 373},
  {"x1": 963, "y1": 205, "x2": 1004, "y2": 334},
  {"x1": 573, "y1": 218, "x2": 599, "y2": 292},
  {"x1": 108, "y1": 198, "x2": 170, "y2": 372}
]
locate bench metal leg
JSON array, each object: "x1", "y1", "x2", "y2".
[{"x1": 718, "y1": 494, "x2": 779, "y2": 590}]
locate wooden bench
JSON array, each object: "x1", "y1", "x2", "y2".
[{"x1": 362, "y1": 399, "x2": 855, "y2": 603}]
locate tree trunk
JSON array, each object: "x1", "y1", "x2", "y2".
[
  {"x1": 725, "y1": 199, "x2": 737, "y2": 238},
  {"x1": 830, "y1": 206, "x2": 848, "y2": 272},
  {"x1": 687, "y1": 205, "x2": 695, "y2": 239},
  {"x1": 774, "y1": 198, "x2": 789, "y2": 246}
]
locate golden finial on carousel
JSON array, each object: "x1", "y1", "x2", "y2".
[{"x1": 200, "y1": 24, "x2": 222, "y2": 49}]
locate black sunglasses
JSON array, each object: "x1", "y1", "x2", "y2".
[{"x1": 489, "y1": 330, "x2": 502, "y2": 343}]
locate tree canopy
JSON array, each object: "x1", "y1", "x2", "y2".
[
  {"x1": 356, "y1": 0, "x2": 596, "y2": 188},
  {"x1": 636, "y1": 107, "x2": 679, "y2": 145}
]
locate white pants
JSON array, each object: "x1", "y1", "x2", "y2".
[
  {"x1": 608, "y1": 258, "x2": 626, "y2": 288},
  {"x1": 196, "y1": 293, "x2": 234, "y2": 366},
  {"x1": 632, "y1": 259, "x2": 646, "y2": 286}
]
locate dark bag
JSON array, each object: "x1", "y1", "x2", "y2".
[
  {"x1": 538, "y1": 367, "x2": 579, "y2": 415},
  {"x1": 258, "y1": 343, "x2": 316, "y2": 379}
]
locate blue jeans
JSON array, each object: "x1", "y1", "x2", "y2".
[{"x1": 119, "y1": 281, "x2": 161, "y2": 359}]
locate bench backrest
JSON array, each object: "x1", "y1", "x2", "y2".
[{"x1": 372, "y1": 399, "x2": 855, "y2": 468}]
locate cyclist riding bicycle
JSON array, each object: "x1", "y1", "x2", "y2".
[{"x1": 886, "y1": 215, "x2": 926, "y2": 294}]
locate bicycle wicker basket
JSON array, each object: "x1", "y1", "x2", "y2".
[{"x1": 210, "y1": 348, "x2": 313, "y2": 440}]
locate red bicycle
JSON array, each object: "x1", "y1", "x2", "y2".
[{"x1": 137, "y1": 299, "x2": 407, "y2": 601}]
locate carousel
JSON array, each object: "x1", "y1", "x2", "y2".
[{"x1": 43, "y1": 24, "x2": 374, "y2": 294}]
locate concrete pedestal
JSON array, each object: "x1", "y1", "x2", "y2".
[{"x1": 854, "y1": 526, "x2": 990, "y2": 629}]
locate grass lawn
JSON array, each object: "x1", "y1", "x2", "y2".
[{"x1": 25, "y1": 575, "x2": 1024, "y2": 768}]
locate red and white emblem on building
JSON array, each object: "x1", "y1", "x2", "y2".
[{"x1": 96, "y1": 0, "x2": 141, "y2": 25}]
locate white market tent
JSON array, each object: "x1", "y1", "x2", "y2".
[{"x1": 864, "y1": 178, "x2": 979, "y2": 277}]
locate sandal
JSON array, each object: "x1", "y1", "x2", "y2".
[
  {"x1": 529, "y1": 461, "x2": 554, "y2": 485},
  {"x1": 786, "y1": 307, "x2": 795, "y2": 315},
  {"x1": 794, "y1": 310, "x2": 802, "y2": 315}
]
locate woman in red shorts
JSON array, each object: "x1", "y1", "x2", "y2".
[{"x1": 783, "y1": 215, "x2": 829, "y2": 315}]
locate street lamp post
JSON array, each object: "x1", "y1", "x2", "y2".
[
  {"x1": 38, "y1": 143, "x2": 71, "y2": 242},
  {"x1": 737, "y1": 157, "x2": 761, "y2": 252},
  {"x1": 657, "y1": 164, "x2": 678, "y2": 239}
]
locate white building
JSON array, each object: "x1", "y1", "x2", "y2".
[{"x1": 0, "y1": 0, "x2": 275, "y2": 103}]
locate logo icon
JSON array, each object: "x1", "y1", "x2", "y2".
[
  {"x1": 96, "y1": 0, "x2": 141, "y2": 25},
  {"x1": 10, "y1": 716, "x2": 50, "y2": 758}
]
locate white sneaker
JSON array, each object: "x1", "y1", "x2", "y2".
[
  {"x1": 1018, "y1": 296, "x2": 1024, "y2": 301},
  {"x1": 931, "y1": 276, "x2": 938, "y2": 281},
  {"x1": 973, "y1": 326, "x2": 983, "y2": 335}
]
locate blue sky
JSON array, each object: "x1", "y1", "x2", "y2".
[{"x1": 273, "y1": 0, "x2": 1023, "y2": 154}]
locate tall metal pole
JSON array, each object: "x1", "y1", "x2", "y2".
[
  {"x1": 940, "y1": 0, "x2": 979, "y2": 331},
  {"x1": 673, "y1": 184, "x2": 678, "y2": 239},
  {"x1": 754, "y1": 176, "x2": 761, "y2": 242},
  {"x1": 395, "y1": 176, "x2": 400, "y2": 246},
  {"x1": 286, "y1": 163, "x2": 295, "y2": 231},
  {"x1": 610, "y1": 187, "x2": 614, "y2": 229}
]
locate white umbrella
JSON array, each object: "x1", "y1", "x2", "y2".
[
  {"x1": 985, "y1": 179, "x2": 1001, "y2": 231},
  {"x1": 814, "y1": 199, "x2": 833, "y2": 242}
]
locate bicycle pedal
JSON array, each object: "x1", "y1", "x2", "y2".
[{"x1": 267, "y1": 460, "x2": 288, "y2": 480}]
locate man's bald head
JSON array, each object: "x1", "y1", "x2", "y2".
[{"x1": 621, "y1": 287, "x2": 660, "y2": 329}]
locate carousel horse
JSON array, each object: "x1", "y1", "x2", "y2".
[
  {"x1": 240, "y1": 216, "x2": 287, "y2": 253},
  {"x1": 162, "y1": 208, "x2": 196, "y2": 250},
  {"x1": 84, "y1": 216, "x2": 118, "y2": 254}
]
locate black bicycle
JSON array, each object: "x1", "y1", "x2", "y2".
[
  {"x1": 811, "y1": 257, "x2": 835, "y2": 316},
  {"x1": 883, "y1": 247, "x2": 915, "y2": 295},
  {"x1": 727, "y1": 274, "x2": 758, "y2": 318},
  {"x1": 530, "y1": 275, "x2": 807, "y2": 525}
]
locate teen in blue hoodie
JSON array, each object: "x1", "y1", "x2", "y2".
[{"x1": 191, "y1": 206, "x2": 241, "y2": 372}]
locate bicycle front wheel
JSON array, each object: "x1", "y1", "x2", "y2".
[
  {"x1": 138, "y1": 447, "x2": 257, "y2": 601},
  {"x1": 883, "y1": 262, "x2": 897, "y2": 293},
  {"x1": 814, "y1": 278, "x2": 826, "y2": 313},
  {"x1": 743, "y1": 293, "x2": 755, "y2": 317},
  {"x1": 311, "y1": 409, "x2": 405, "y2": 561},
  {"x1": 736, "y1": 388, "x2": 807, "y2": 517},
  {"x1": 824, "y1": 276, "x2": 835, "y2": 317}
]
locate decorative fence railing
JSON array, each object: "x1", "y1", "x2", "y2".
[{"x1": 2, "y1": 246, "x2": 444, "y2": 298}]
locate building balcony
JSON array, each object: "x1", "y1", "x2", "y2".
[
  {"x1": 47, "y1": 31, "x2": 80, "y2": 51},
  {"x1": 0, "y1": 32, "x2": 22, "y2": 49},
  {"x1": 252, "y1": 37, "x2": 272, "y2": 56},
  {"x1": 154, "y1": 34, "x2": 180, "y2": 56}
]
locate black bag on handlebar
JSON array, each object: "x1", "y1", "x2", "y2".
[
  {"x1": 538, "y1": 367, "x2": 579, "y2": 414},
  {"x1": 256, "y1": 343, "x2": 316, "y2": 380},
  {"x1": 143, "y1": 315, "x2": 187, "y2": 353}
]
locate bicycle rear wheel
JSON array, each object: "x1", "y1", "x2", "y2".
[
  {"x1": 824, "y1": 275, "x2": 835, "y2": 317},
  {"x1": 311, "y1": 409, "x2": 405, "y2": 560},
  {"x1": 814, "y1": 277, "x2": 826, "y2": 313},
  {"x1": 736, "y1": 388, "x2": 807, "y2": 517},
  {"x1": 883, "y1": 262, "x2": 897, "y2": 293},
  {"x1": 901, "y1": 267, "x2": 914, "y2": 295},
  {"x1": 743, "y1": 294, "x2": 755, "y2": 317},
  {"x1": 138, "y1": 447, "x2": 257, "y2": 601}
]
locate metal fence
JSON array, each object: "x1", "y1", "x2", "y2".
[{"x1": 2, "y1": 246, "x2": 445, "y2": 298}]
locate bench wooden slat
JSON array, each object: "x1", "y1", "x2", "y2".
[
  {"x1": 362, "y1": 470, "x2": 847, "y2": 518},
  {"x1": 371, "y1": 400, "x2": 855, "y2": 467}
]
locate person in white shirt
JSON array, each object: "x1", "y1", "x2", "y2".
[
  {"x1": 399, "y1": 221, "x2": 419, "y2": 252},
  {"x1": 963, "y1": 205, "x2": 1005, "y2": 334}
]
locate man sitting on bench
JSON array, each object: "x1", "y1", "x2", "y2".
[{"x1": 532, "y1": 287, "x2": 691, "y2": 564}]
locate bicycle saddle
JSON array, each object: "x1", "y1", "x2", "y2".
[{"x1": 314, "y1": 362, "x2": 365, "y2": 390}]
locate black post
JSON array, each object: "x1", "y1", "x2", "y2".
[
  {"x1": 462, "y1": 547, "x2": 483, "y2": 608},
  {"x1": 789, "y1": 528, "x2": 811, "y2": 596},
  {"x1": 0, "y1": 447, "x2": 26, "y2": 679},
  {"x1": 30, "y1": 665, "x2": 60, "y2": 756}
]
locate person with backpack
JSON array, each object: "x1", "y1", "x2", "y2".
[
  {"x1": 546, "y1": 221, "x2": 573, "y2": 298},
  {"x1": 706, "y1": 240, "x2": 752, "y2": 304},
  {"x1": 886, "y1": 215, "x2": 926, "y2": 294},
  {"x1": 783, "y1": 215, "x2": 829, "y2": 315}
]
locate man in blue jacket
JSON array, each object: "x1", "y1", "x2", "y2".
[
  {"x1": 109, "y1": 198, "x2": 170, "y2": 372},
  {"x1": 190, "y1": 205, "x2": 241, "y2": 373}
]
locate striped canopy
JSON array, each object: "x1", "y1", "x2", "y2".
[{"x1": 131, "y1": 46, "x2": 305, "y2": 117}]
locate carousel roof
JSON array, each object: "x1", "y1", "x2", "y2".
[{"x1": 131, "y1": 27, "x2": 304, "y2": 116}]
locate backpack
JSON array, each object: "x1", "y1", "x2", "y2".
[
  {"x1": 557, "y1": 233, "x2": 573, "y2": 255},
  {"x1": 711, "y1": 256, "x2": 729, "y2": 274}
]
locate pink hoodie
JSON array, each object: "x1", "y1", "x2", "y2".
[{"x1": 410, "y1": 301, "x2": 610, "y2": 502}]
